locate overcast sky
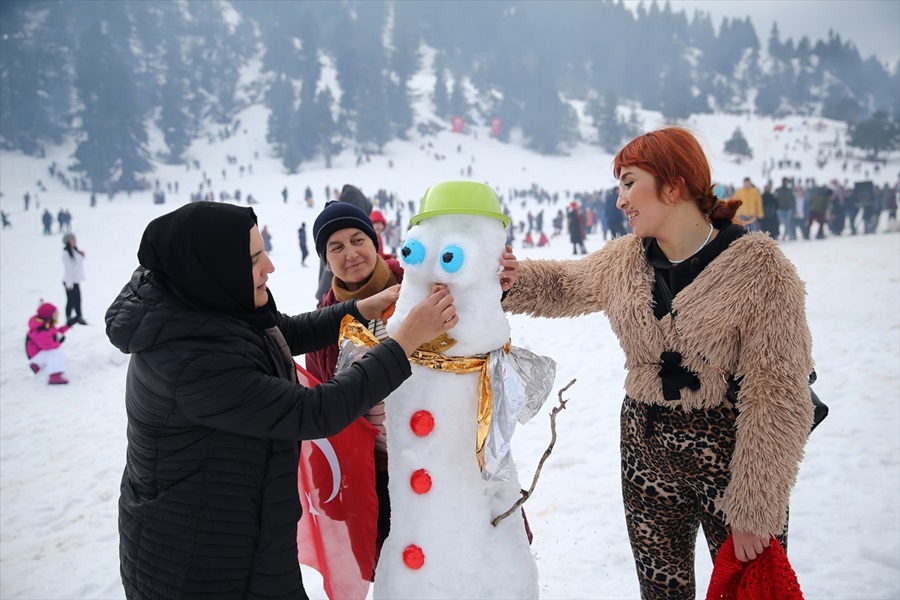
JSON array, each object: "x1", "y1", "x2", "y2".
[{"x1": 622, "y1": 0, "x2": 900, "y2": 66}]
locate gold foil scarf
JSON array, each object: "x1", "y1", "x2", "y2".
[{"x1": 338, "y1": 315, "x2": 506, "y2": 469}]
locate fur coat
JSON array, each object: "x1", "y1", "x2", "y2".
[{"x1": 502, "y1": 231, "x2": 814, "y2": 537}]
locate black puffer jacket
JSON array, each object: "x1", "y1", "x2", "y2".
[{"x1": 107, "y1": 267, "x2": 411, "y2": 599}]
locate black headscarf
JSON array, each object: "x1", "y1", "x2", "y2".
[{"x1": 137, "y1": 202, "x2": 278, "y2": 328}]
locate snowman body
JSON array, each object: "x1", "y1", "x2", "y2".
[{"x1": 373, "y1": 214, "x2": 538, "y2": 599}]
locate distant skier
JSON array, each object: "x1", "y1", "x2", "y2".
[
  {"x1": 262, "y1": 225, "x2": 272, "y2": 253},
  {"x1": 298, "y1": 223, "x2": 309, "y2": 267},
  {"x1": 41, "y1": 209, "x2": 53, "y2": 235}
]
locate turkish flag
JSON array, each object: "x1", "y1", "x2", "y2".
[{"x1": 296, "y1": 363, "x2": 379, "y2": 600}]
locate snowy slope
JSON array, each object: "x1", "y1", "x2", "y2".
[{"x1": 1, "y1": 100, "x2": 898, "y2": 599}]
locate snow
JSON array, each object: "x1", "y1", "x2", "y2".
[
  {"x1": 374, "y1": 209, "x2": 539, "y2": 598},
  {"x1": 1, "y1": 101, "x2": 899, "y2": 599}
]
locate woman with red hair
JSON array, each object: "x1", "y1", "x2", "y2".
[{"x1": 503, "y1": 127, "x2": 814, "y2": 598}]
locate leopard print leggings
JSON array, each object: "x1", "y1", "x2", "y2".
[{"x1": 620, "y1": 396, "x2": 788, "y2": 599}]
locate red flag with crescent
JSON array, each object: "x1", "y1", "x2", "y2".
[{"x1": 295, "y1": 363, "x2": 379, "y2": 600}]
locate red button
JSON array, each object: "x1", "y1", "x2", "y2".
[
  {"x1": 410, "y1": 410, "x2": 434, "y2": 436},
  {"x1": 403, "y1": 544, "x2": 425, "y2": 569},
  {"x1": 410, "y1": 469, "x2": 432, "y2": 494}
]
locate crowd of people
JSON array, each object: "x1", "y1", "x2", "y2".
[
  {"x1": 91, "y1": 125, "x2": 848, "y2": 600},
  {"x1": 709, "y1": 176, "x2": 898, "y2": 239},
  {"x1": 5, "y1": 120, "x2": 898, "y2": 599},
  {"x1": 499, "y1": 173, "x2": 898, "y2": 263}
]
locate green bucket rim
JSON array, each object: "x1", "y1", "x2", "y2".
[{"x1": 410, "y1": 181, "x2": 510, "y2": 227}]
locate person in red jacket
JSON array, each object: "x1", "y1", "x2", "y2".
[
  {"x1": 369, "y1": 209, "x2": 394, "y2": 260},
  {"x1": 26, "y1": 302, "x2": 72, "y2": 384}
]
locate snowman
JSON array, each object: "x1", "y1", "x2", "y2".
[{"x1": 370, "y1": 181, "x2": 556, "y2": 599}]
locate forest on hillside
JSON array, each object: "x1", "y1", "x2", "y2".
[{"x1": 1, "y1": 0, "x2": 898, "y2": 193}]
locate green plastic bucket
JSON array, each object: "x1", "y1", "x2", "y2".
[{"x1": 411, "y1": 181, "x2": 510, "y2": 227}]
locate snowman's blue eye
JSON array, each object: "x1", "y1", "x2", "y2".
[
  {"x1": 440, "y1": 245, "x2": 464, "y2": 273},
  {"x1": 400, "y1": 239, "x2": 425, "y2": 265}
]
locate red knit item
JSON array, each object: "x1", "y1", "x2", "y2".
[{"x1": 707, "y1": 535, "x2": 804, "y2": 600}]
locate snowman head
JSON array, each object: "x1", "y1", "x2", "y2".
[{"x1": 387, "y1": 182, "x2": 511, "y2": 356}]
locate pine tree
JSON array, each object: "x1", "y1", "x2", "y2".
[
  {"x1": 0, "y1": 24, "x2": 48, "y2": 155},
  {"x1": 282, "y1": 113, "x2": 303, "y2": 174},
  {"x1": 313, "y1": 88, "x2": 340, "y2": 169},
  {"x1": 822, "y1": 84, "x2": 863, "y2": 123},
  {"x1": 449, "y1": 75, "x2": 467, "y2": 121},
  {"x1": 158, "y1": 37, "x2": 191, "y2": 163},
  {"x1": 848, "y1": 110, "x2": 900, "y2": 159},
  {"x1": 659, "y1": 58, "x2": 694, "y2": 121},
  {"x1": 333, "y1": 11, "x2": 367, "y2": 133},
  {"x1": 767, "y1": 23, "x2": 784, "y2": 61},
  {"x1": 185, "y1": 2, "x2": 241, "y2": 126},
  {"x1": 261, "y1": 22, "x2": 300, "y2": 79},
  {"x1": 724, "y1": 127, "x2": 753, "y2": 161},
  {"x1": 289, "y1": 78, "x2": 325, "y2": 171},
  {"x1": 387, "y1": 1, "x2": 419, "y2": 138},
  {"x1": 624, "y1": 106, "x2": 643, "y2": 142},
  {"x1": 71, "y1": 21, "x2": 151, "y2": 192},
  {"x1": 2, "y1": 0, "x2": 900, "y2": 164},
  {"x1": 432, "y1": 53, "x2": 449, "y2": 118},
  {"x1": 0, "y1": 1, "x2": 66, "y2": 155},
  {"x1": 521, "y1": 56, "x2": 578, "y2": 155},
  {"x1": 266, "y1": 74, "x2": 295, "y2": 159},
  {"x1": 356, "y1": 78, "x2": 391, "y2": 151},
  {"x1": 292, "y1": 9, "x2": 324, "y2": 164},
  {"x1": 386, "y1": 80, "x2": 414, "y2": 140},
  {"x1": 586, "y1": 90, "x2": 624, "y2": 153},
  {"x1": 348, "y1": 5, "x2": 390, "y2": 151},
  {"x1": 754, "y1": 80, "x2": 782, "y2": 116}
]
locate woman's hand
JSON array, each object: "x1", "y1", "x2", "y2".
[
  {"x1": 499, "y1": 244, "x2": 518, "y2": 292},
  {"x1": 732, "y1": 529, "x2": 770, "y2": 562},
  {"x1": 391, "y1": 285, "x2": 457, "y2": 356},
  {"x1": 357, "y1": 284, "x2": 400, "y2": 321}
]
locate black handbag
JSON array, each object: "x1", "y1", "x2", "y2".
[
  {"x1": 726, "y1": 371, "x2": 828, "y2": 433},
  {"x1": 807, "y1": 371, "x2": 829, "y2": 431}
]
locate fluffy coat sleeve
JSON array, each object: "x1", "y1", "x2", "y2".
[{"x1": 716, "y1": 241, "x2": 814, "y2": 536}]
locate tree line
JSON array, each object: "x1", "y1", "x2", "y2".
[{"x1": 1, "y1": 0, "x2": 897, "y2": 192}]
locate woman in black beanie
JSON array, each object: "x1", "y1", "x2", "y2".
[
  {"x1": 106, "y1": 202, "x2": 457, "y2": 600},
  {"x1": 307, "y1": 199, "x2": 404, "y2": 573}
]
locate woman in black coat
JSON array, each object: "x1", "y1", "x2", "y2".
[{"x1": 106, "y1": 202, "x2": 457, "y2": 600}]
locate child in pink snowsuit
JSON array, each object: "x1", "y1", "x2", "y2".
[{"x1": 26, "y1": 302, "x2": 71, "y2": 384}]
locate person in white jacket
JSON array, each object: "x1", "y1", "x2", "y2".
[{"x1": 62, "y1": 233, "x2": 87, "y2": 325}]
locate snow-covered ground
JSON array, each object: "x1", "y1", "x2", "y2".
[{"x1": 1, "y1": 100, "x2": 898, "y2": 599}]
